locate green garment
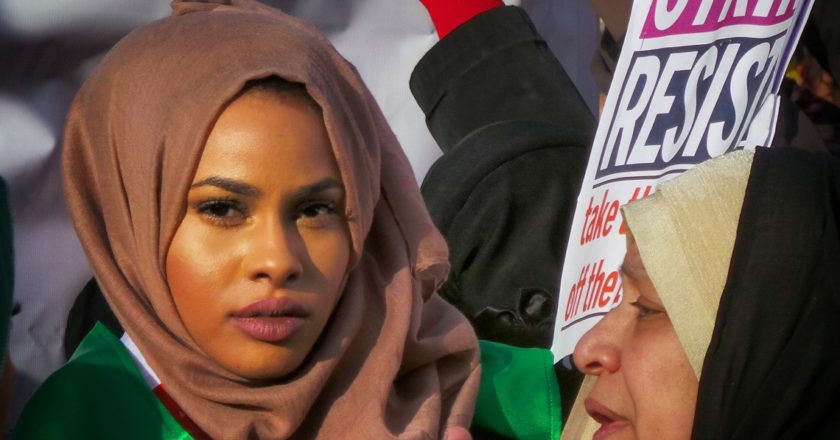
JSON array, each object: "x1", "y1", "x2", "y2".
[
  {"x1": 14, "y1": 325, "x2": 560, "y2": 439},
  {"x1": 13, "y1": 323, "x2": 190, "y2": 440},
  {"x1": 475, "y1": 341, "x2": 562, "y2": 439}
]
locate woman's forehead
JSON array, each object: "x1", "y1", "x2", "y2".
[
  {"x1": 620, "y1": 241, "x2": 665, "y2": 305},
  {"x1": 620, "y1": 241, "x2": 646, "y2": 280}
]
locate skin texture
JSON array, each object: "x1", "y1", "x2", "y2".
[
  {"x1": 166, "y1": 89, "x2": 351, "y2": 381},
  {"x1": 444, "y1": 426, "x2": 472, "y2": 440},
  {"x1": 573, "y1": 238, "x2": 698, "y2": 440}
]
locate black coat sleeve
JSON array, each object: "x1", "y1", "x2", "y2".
[{"x1": 410, "y1": 6, "x2": 595, "y2": 349}]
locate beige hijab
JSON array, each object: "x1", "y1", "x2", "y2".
[
  {"x1": 61, "y1": 1, "x2": 480, "y2": 438},
  {"x1": 562, "y1": 150, "x2": 753, "y2": 439}
]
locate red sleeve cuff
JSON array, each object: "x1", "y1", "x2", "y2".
[{"x1": 421, "y1": 0, "x2": 504, "y2": 38}]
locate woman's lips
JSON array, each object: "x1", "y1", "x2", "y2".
[
  {"x1": 585, "y1": 398, "x2": 630, "y2": 440},
  {"x1": 231, "y1": 297, "x2": 309, "y2": 342}
]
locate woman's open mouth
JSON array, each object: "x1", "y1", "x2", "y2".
[
  {"x1": 231, "y1": 297, "x2": 309, "y2": 342},
  {"x1": 585, "y1": 398, "x2": 631, "y2": 440}
]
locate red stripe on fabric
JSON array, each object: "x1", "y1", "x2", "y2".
[{"x1": 153, "y1": 385, "x2": 211, "y2": 440}]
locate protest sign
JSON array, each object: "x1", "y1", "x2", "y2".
[{"x1": 552, "y1": 0, "x2": 814, "y2": 360}]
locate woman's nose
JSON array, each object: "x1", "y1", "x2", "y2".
[
  {"x1": 243, "y1": 220, "x2": 304, "y2": 286},
  {"x1": 573, "y1": 312, "x2": 622, "y2": 375}
]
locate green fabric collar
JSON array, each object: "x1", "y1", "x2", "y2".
[{"x1": 14, "y1": 323, "x2": 191, "y2": 440}]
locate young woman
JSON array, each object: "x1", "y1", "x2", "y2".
[
  {"x1": 568, "y1": 147, "x2": 840, "y2": 439},
  {"x1": 13, "y1": 1, "x2": 484, "y2": 438}
]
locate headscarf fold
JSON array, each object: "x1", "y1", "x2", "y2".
[
  {"x1": 61, "y1": 1, "x2": 480, "y2": 437},
  {"x1": 623, "y1": 149, "x2": 753, "y2": 377}
]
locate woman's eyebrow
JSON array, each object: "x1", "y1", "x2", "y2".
[
  {"x1": 619, "y1": 265, "x2": 630, "y2": 282},
  {"x1": 190, "y1": 176, "x2": 261, "y2": 197},
  {"x1": 619, "y1": 262, "x2": 645, "y2": 281},
  {"x1": 292, "y1": 178, "x2": 344, "y2": 199}
]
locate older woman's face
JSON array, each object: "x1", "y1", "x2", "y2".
[
  {"x1": 166, "y1": 90, "x2": 350, "y2": 380},
  {"x1": 573, "y1": 240, "x2": 698, "y2": 439}
]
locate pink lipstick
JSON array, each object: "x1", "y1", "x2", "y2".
[
  {"x1": 585, "y1": 398, "x2": 630, "y2": 440},
  {"x1": 231, "y1": 298, "x2": 309, "y2": 342}
]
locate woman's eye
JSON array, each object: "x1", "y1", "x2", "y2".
[
  {"x1": 630, "y1": 300, "x2": 661, "y2": 319},
  {"x1": 295, "y1": 201, "x2": 341, "y2": 227},
  {"x1": 195, "y1": 199, "x2": 247, "y2": 226},
  {"x1": 300, "y1": 202, "x2": 334, "y2": 218}
]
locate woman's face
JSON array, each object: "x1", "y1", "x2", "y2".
[
  {"x1": 166, "y1": 89, "x2": 351, "y2": 380},
  {"x1": 573, "y1": 239, "x2": 698, "y2": 439}
]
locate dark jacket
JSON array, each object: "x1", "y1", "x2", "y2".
[{"x1": 411, "y1": 6, "x2": 595, "y2": 349}]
